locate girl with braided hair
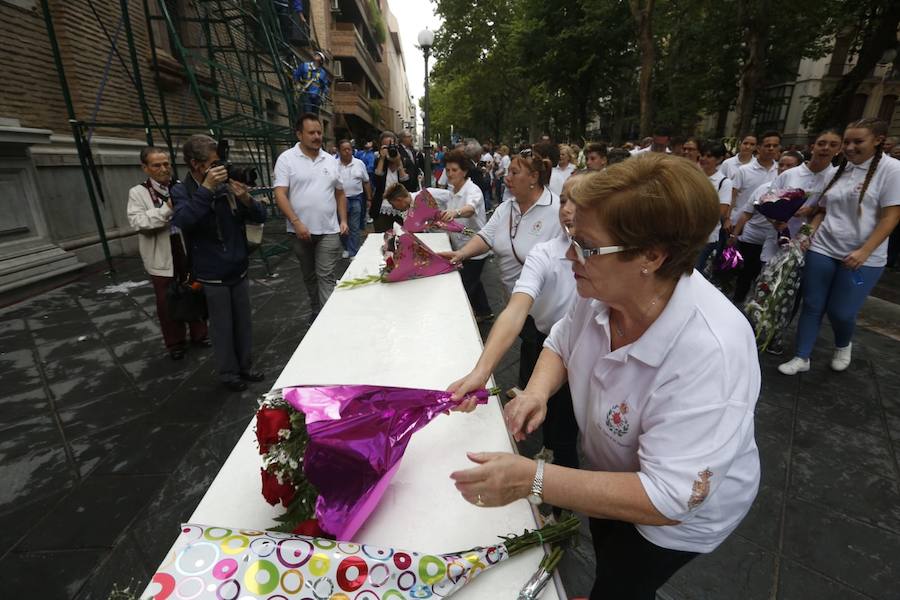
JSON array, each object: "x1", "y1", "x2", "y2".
[{"x1": 779, "y1": 119, "x2": 900, "y2": 375}]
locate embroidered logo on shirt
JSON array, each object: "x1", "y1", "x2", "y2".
[
  {"x1": 688, "y1": 468, "x2": 713, "y2": 509},
  {"x1": 530, "y1": 221, "x2": 543, "y2": 235},
  {"x1": 605, "y1": 402, "x2": 630, "y2": 437}
]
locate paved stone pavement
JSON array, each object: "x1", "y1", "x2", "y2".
[{"x1": 1, "y1": 228, "x2": 899, "y2": 599}]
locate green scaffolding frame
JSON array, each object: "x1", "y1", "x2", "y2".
[{"x1": 41, "y1": 0, "x2": 324, "y2": 272}]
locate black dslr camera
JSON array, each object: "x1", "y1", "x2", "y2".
[
  {"x1": 387, "y1": 144, "x2": 399, "y2": 158},
  {"x1": 213, "y1": 139, "x2": 259, "y2": 187}
]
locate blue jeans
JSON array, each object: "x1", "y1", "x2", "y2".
[
  {"x1": 794, "y1": 250, "x2": 883, "y2": 358},
  {"x1": 695, "y1": 242, "x2": 716, "y2": 274},
  {"x1": 343, "y1": 194, "x2": 364, "y2": 256}
]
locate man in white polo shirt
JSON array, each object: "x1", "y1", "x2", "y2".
[
  {"x1": 336, "y1": 138, "x2": 372, "y2": 258},
  {"x1": 726, "y1": 130, "x2": 781, "y2": 234},
  {"x1": 274, "y1": 113, "x2": 349, "y2": 321}
]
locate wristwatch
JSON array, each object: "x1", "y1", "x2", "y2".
[{"x1": 527, "y1": 459, "x2": 545, "y2": 506}]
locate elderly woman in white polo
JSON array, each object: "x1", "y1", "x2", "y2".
[{"x1": 451, "y1": 153, "x2": 761, "y2": 599}]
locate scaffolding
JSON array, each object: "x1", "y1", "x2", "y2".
[{"x1": 40, "y1": 0, "x2": 326, "y2": 271}]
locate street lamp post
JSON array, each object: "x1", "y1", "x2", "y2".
[{"x1": 417, "y1": 28, "x2": 434, "y2": 188}]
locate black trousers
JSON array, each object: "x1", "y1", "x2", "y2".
[
  {"x1": 203, "y1": 277, "x2": 252, "y2": 383},
  {"x1": 518, "y1": 315, "x2": 579, "y2": 469},
  {"x1": 460, "y1": 258, "x2": 492, "y2": 318},
  {"x1": 733, "y1": 240, "x2": 763, "y2": 305},
  {"x1": 589, "y1": 518, "x2": 698, "y2": 600}
]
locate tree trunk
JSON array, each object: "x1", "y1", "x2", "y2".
[
  {"x1": 812, "y1": 2, "x2": 900, "y2": 130},
  {"x1": 733, "y1": 0, "x2": 770, "y2": 137},
  {"x1": 629, "y1": 0, "x2": 655, "y2": 137}
]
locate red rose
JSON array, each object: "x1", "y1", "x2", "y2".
[
  {"x1": 261, "y1": 468, "x2": 295, "y2": 507},
  {"x1": 613, "y1": 413, "x2": 621, "y2": 425},
  {"x1": 292, "y1": 518, "x2": 326, "y2": 537},
  {"x1": 256, "y1": 407, "x2": 291, "y2": 455}
]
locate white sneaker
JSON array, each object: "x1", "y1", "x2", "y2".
[
  {"x1": 778, "y1": 357, "x2": 810, "y2": 375},
  {"x1": 830, "y1": 344, "x2": 852, "y2": 372}
]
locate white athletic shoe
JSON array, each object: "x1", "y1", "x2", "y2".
[
  {"x1": 830, "y1": 344, "x2": 852, "y2": 372},
  {"x1": 778, "y1": 357, "x2": 810, "y2": 375}
]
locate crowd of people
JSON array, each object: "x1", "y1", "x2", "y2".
[{"x1": 126, "y1": 112, "x2": 900, "y2": 598}]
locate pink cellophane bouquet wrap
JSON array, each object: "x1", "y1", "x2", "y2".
[
  {"x1": 282, "y1": 385, "x2": 490, "y2": 541},
  {"x1": 337, "y1": 226, "x2": 461, "y2": 288},
  {"x1": 403, "y1": 188, "x2": 466, "y2": 233},
  {"x1": 140, "y1": 516, "x2": 579, "y2": 600}
]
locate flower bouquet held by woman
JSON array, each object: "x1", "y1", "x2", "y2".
[
  {"x1": 256, "y1": 384, "x2": 496, "y2": 539},
  {"x1": 141, "y1": 516, "x2": 579, "y2": 600},
  {"x1": 337, "y1": 225, "x2": 461, "y2": 288},
  {"x1": 754, "y1": 187, "x2": 808, "y2": 243},
  {"x1": 403, "y1": 188, "x2": 477, "y2": 235},
  {"x1": 743, "y1": 223, "x2": 813, "y2": 352}
]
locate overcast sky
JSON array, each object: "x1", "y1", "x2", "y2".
[{"x1": 386, "y1": 0, "x2": 442, "y2": 127}]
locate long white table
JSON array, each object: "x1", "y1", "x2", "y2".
[{"x1": 183, "y1": 232, "x2": 563, "y2": 599}]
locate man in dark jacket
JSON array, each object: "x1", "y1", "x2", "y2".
[{"x1": 172, "y1": 134, "x2": 267, "y2": 391}]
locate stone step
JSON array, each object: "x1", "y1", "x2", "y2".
[{"x1": 0, "y1": 244, "x2": 86, "y2": 294}]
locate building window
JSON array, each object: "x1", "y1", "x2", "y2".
[
  {"x1": 878, "y1": 94, "x2": 897, "y2": 123},
  {"x1": 849, "y1": 93, "x2": 868, "y2": 121},
  {"x1": 755, "y1": 84, "x2": 794, "y2": 133}
]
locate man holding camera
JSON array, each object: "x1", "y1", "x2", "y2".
[
  {"x1": 274, "y1": 113, "x2": 349, "y2": 322},
  {"x1": 127, "y1": 147, "x2": 209, "y2": 361},
  {"x1": 370, "y1": 130, "x2": 417, "y2": 232},
  {"x1": 172, "y1": 134, "x2": 267, "y2": 391}
]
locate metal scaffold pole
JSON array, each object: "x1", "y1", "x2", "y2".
[{"x1": 40, "y1": 0, "x2": 115, "y2": 273}]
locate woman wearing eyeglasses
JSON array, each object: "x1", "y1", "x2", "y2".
[{"x1": 450, "y1": 154, "x2": 761, "y2": 599}]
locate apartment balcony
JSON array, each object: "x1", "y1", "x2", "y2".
[
  {"x1": 333, "y1": 82, "x2": 383, "y2": 129},
  {"x1": 331, "y1": 22, "x2": 385, "y2": 99}
]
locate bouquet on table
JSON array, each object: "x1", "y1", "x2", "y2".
[
  {"x1": 141, "y1": 517, "x2": 579, "y2": 600},
  {"x1": 404, "y1": 188, "x2": 476, "y2": 235},
  {"x1": 337, "y1": 225, "x2": 461, "y2": 288},
  {"x1": 754, "y1": 187, "x2": 808, "y2": 244},
  {"x1": 257, "y1": 384, "x2": 495, "y2": 539},
  {"x1": 743, "y1": 224, "x2": 813, "y2": 351}
]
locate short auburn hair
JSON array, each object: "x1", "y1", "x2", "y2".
[{"x1": 568, "y1": 153, "x2": 719, "y2": 280}]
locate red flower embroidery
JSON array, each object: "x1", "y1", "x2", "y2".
[
  {"x1": 613, "y1": 413, "x2": 621, "y2": 425},
  {"x1": 256, "y1": 407, "x2": 291, "y2": 455}
]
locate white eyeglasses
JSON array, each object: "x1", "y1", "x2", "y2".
[{"x1": 565, "y1": 226, "x2": 629, "y2": 264}]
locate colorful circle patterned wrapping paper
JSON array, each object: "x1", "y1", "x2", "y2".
[{"x1": 140, "y1": 523, "x2": 510, "y2": 600}]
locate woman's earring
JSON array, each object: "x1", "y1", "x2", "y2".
[
  {"x1": 641, "y1": 267, "x2": 649, "y2": 276},
  {"x1": 529, "y1": 183, "x2": 535, "y2": 189}
]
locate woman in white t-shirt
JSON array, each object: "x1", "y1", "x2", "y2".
[
  {"x1": 439, "y1": 149, "x2": 491, "y2": 319},
  {"x1": 720, "y1": 133, "x2": 757, "y2": 180},
  {"x1": 779, "y1": 119, "x2": 900, "y2": 375},
  {"x1": 441, "y1": 153, "x2": 562, "y2": 296},
  {"x1": 450, "y1": 175, "x2": 580, "y2": 469},
  {"x1": 549, "y1": 144, "x2": 576, "y2": 195},
  {"x1": 450, "y1": 155, "x2": 760, "y2": 598}
]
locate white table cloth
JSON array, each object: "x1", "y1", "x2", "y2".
[{"x1": 183, "y1": 232, "x2": 564, "y2": 599}]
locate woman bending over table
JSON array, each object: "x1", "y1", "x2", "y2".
[{"x1": 451, "y1": 154, "x2": 761, "y2": 599}]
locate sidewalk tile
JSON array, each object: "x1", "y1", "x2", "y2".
[
  {"x1": 777, "y1": 560, "x2": 871, "y2": 600},
  {"x1": 789, "y1": 448, "x2": 900, "y2": 534},
  {"x1": 0, "y1": 445, "x2": 74, "y2": 507},
  {"x1": 47, "y1": 368, "x2": 133, "y2": 406},
  {"x1": 664, "y1": 535, "x2": 774, "y2": 600},
  {"x1": 36, "y1": 333, "x2": 107, "y2": 362},
  {"x1": 70, "y1": 422, "x2": 200, "y2": 477},
  {"x1": 0, "y1": 549, "x2": 107, "y2": 599},
  {"x1": 73, "y1": 531, "x2": 151, "y2": 600},
  {"x1": 18, "y1": 475, "x2": 165, "y2": 551},
  {"x1": 58, "y1": 389, "x2": 153, "y2": 440},
  {"x1": 793, "y1": 413, "x2": 896, "y2": 479},
  {"x1": 782, "y1": 497, "x2": 900, "y2": 598},
  {"x1": 0, "y1": 388, "x2": 50, "y2": 432}
]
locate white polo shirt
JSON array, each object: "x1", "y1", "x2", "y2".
[
  {"x1": 444, "y1": 178, "x2": 488, "y2": 257},
  {"x1": 512, "y1": 234, "x2": 576, "y2": 334},
  {"x1": 477, "y1": 187, "x2": 563, "y2": 292},
  {"x1": 548, "y1": 164, "x2": 576, "y2": 195},
  {"x1": 760, "y1": 163, "x2": 837, "y2": 261},
  {"x1": 707, "y1": 171, "x2": 733, "y2": 243},
  {"x1": 812, "y1": 155, "x2": 900, "y2": 268},
  {"x1": 337, "y1": 156, "x2": 369, "y2": 198},
  {"x1": 720, "y1": 154, "x2": 752, "y2": 181},
  {"x1": 273, "y1": 145, "x2": 342, "y2": 235},
  {"x1": 731, "y1": 158, "x2": 777, "y2": 222},
  {"x1": 544, "y1": 272, "x2": 761, "y2": 553},
  {"x1": 738, "y1": 181, "x2": 776, "y2": 245}
]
